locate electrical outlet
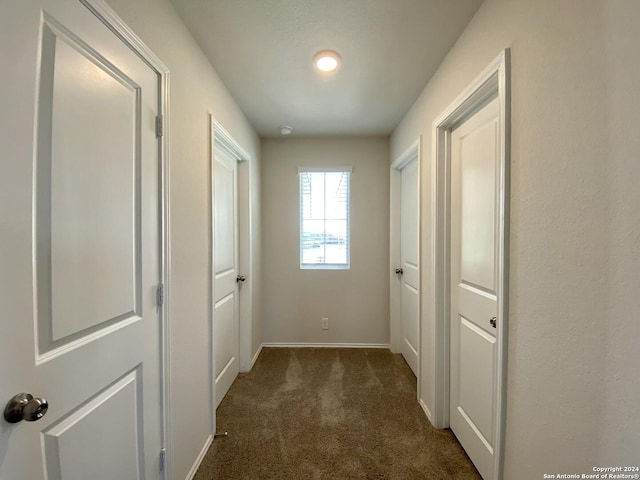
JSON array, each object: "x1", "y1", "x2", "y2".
[{"x1": 321, "y1": 317, "x2": 329, "y2": 330}]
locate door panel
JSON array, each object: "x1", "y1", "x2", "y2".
[
  {"x1": 458, "y1": 317, "x2": 495, "y2": 445},
  {"x1": 42, "y1": 370, "x2": 143, "y2": 480},
  {"x1": 0, "y1": 3, "x2": 162, "y2": 479},
  {"x1": 400, "y1": 159, "x2": 419, "y2": 375},
  {"x1": 213, "y1": 145, "x2": 240, "y2": 407},
  {"x1": 39, "y1": 18, "x2": 141, "y2": 346},
  {"x1": 401, "y1": 283, "x2": 419, "y2": 359},
  {"x1": 459, "y1": 116, "x2": 497, "y2": 293},
  {"x1": 450, "y1": 98, "x2": 500, "y2": 480},
  {"x1": 214, "y1": 153, "x2": 236, "y2": 274}
]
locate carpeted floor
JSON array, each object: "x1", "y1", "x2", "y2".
[{"x1": 194, "y1": 348, "x2": 481, "y2": 479}]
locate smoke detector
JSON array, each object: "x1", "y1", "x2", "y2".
[{"x1": 280, "y1": 125, "x2": 293, "y2": 136}]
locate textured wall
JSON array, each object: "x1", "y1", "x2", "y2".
[
  {"x1": 104, "y1": 1, "x2": 261, "y2": 478},
  {"x1": 391, "y1": 0, "x2": 640, "y2": 475},
  {"x1": 262, "y1": 137, "x2": 390, "y2": 345}
]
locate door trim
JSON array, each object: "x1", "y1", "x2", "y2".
[
  {"x1": 389, "y1": 137, "x2": 421, "y2": 391},
  {"x1": 209, "y1": 116, "x2": 251, "y2": 433},
  {"x1": 79, "y1": 1, "x2": 171, "y2": 477},
  {"x1": 431, "y1": 49, "x2": 510, "y2": 480}
]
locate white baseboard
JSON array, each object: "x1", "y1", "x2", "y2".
[
  {"x1": 249, "y1": 343, "x2": 263, "y2": 369},
  {"x1": 261, "y1": 342, "x2": 390, "y2": 349},
  {"x1": 419, "y1": 398, "x2": 433, "y2": 424},
  {"x1": 184, "y1": 434, "x2": 213, "y2": 480}
]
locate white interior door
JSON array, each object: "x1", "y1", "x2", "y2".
[
  {"x1": 213, "y1": 144, "x2": 240, "y2": 407},
  {"x1": 400, "y1": 160, "x2": 420, "y2": 376},
  {"x1": 0, "y1": 2, "x2": 163, "y2": 480},
  {"x1": 449, "y1": 97, "x2": 500, "y2": 480}
]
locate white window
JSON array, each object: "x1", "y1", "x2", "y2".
[{"x1": 299, "y1": 167, "x2": 351, "y2": 269}]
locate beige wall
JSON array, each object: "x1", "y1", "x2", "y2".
[
  {"x1": 262, "y1": 137, "x2": 390, "y2": 345},
  {"x1": 391, "y1": 0, "x2": 640, "y2": 475},
  {"x1": 104, "y1": 1, "x2": 261, "y2": 478}
]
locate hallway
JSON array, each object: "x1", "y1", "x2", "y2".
[
  {"x1": 1, "y1": 1, "x2": 639, "y2": 479},
  {"x1": 194, "y1": 348, "x2": 480, "y2": 479}
]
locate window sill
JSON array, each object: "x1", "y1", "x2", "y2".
[{"x1": 300, "y1": 264, "x2": 350, "y2": 270}]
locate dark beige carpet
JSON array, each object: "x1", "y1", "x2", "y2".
[{"x1": 194, "y1": 348, "x2": 481, "y2": 480}]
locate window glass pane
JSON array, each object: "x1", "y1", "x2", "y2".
[
  {"x1": 325, "y1": 173, "x2": 348, "y2": 219},
  {"x1": 301, "y1": 219, "x2": 326, "y2": 264},
  {"x1": 300, "y1": 171, "x2": 350, "y2": 269},
  {"x1": 324, "y1": 220, "x2": 348, "y2": 264},
  {"x1": 301, "y1": 172, "x2": 325, "y2": 220}
]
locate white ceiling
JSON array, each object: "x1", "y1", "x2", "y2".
[{"x1": 170, "y1": 0, "x2": 483, "y2": 137}]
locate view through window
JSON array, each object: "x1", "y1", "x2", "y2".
[{"x1": 299, "y1": 169, "x2": 350, "y2": 269}]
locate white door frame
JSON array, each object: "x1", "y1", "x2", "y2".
[
  {"x1": 389, "y1": 137, "x2": 421, "y2": 387},
  {"x1": 79, "y1": 1, "x2": 172, "y2": 477},
  {"x1": 431, "y1": 49, "x2": 510, "y2": 480},
  {"x1": 209, "y1": 117, "x2": 251, "y2": 430}
]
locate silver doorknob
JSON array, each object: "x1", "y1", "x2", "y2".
[
  {"x1": 236, "y1": 275, "x2": 246, "y2": 283},
  {"x1": 4, "y1": 393, "x2": 49, "y2": 423}
]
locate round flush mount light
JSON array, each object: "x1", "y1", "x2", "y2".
[
  {"x1": 313, "y1": 50, "x2": 342, "y2": 73},
  {"x1": 280, "y1": 125, "x2": 293, "y2": 136}
]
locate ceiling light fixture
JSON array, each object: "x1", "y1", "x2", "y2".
[
  {"x1": 313, "y1": 50, "x2": 342, "y2": 73},
  {"x1": 280, "y1": 125, "x2": 293, "y2": 136}
]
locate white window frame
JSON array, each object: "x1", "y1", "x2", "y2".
[{"x1": 298, "y1": 166, "x2": 352, "y2": 270}]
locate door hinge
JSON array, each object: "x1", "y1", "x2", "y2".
[
  {"x1": 157, "y1": 283, "x2": 165, "y2": 307},
  {"x1": 155, "y1": 114, "x2": 164, "y2": 138},
  {"x1": 159, "y1": 448, "x2": 166, "y2": 471}
]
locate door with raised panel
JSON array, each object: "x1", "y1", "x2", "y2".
[
  {"x1": 0, "y1": 2, "x2": 163, "y2": 479},
  {"x1": 400, "y1": 159, "x2": 419, "y2": 376},
  {"x1": 213, "y1": 144, "x2": 240, "y2": 407},
  {"x1": 449, "y1": 97, "x2": 500, "y2": 480}
]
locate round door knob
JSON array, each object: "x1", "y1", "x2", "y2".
[
  {"x1": 236, "y1": 275, "x2": 246, "y2": 283},
  {"x1": 4, "y1": 393, "x2": 49, "y2": 423}
]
